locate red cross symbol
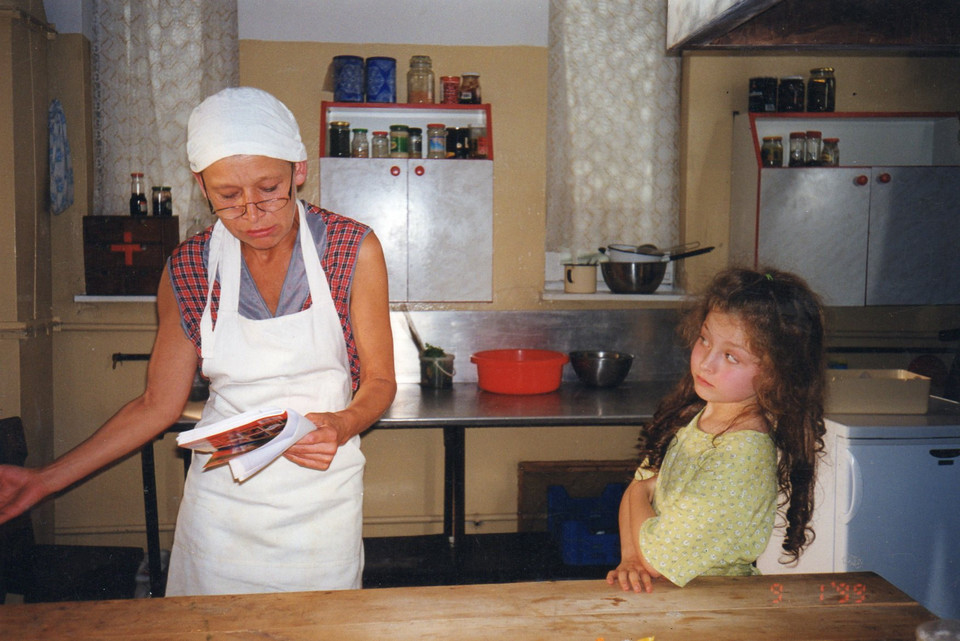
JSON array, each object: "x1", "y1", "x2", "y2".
[{"x1": 110, "y1": 231, "x2": 144, "y2": 266}]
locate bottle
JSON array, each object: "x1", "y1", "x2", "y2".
[
  {"x1": 129, "y1": 172, "x2": 148, "y2": 216},
  {"x1": 788, "y1": 132, "x2": 806, "y2": 167},
  {"x1": 761, "y1": 136, "x2": 783, "y2": 167},
  {"x1": 389, "y1": 125, "x2": 410, "y2": 158},
  {"x1": 426, "y1": 124, "x2": 446, "y2": 159},
  {"x1": 351, "y1": 128, "x2": 369, "y2": 158},
  {"x1": 371, "y1": 131, "x2": 390, "y2": 158},
  {"x1": 804, "y1": 130, "x2": 822, "y2": 166},
  {"x1": 807, "y1": 67, "x2": 836, "y2": 112},
  {"x1": 408, "y1": 127, "x2": 423, "y2": 158},
  {"x1": 458, "y1": 73, "x2": 481, "y2": 104},
  {"x1": 407, "y1": 55, "x2": 434, "y2": 104},
  {"x1": 820, "y1": 138, "x2": 840, "y2": 166}
]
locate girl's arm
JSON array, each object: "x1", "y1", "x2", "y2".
[{"x1": 606, "y1": 477, "x2": 663, "y2": 593}]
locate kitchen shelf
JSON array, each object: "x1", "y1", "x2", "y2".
[{"x1": 541, "y1": 281, "x2": 686, "y2": 302}]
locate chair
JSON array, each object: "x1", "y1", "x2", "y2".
[{"x1": 0, "y1": 416, "x2": 143, "y2": 603}]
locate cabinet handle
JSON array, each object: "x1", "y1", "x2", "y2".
[
  {"x1": 854, "y1": 175, "x2": 869, "y2": 186},
  {"x1": 414, "y1": 165, "x2": 425, "y2": 176},
  {"x1": 390, "y1": 166, "x2": 401, "y2": 176},
  {"x1": 877, "y1": 172, "x2": 892, "y2": 183}
]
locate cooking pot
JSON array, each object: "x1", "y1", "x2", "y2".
[
  {"x1": 599, "y1": 242, "x2": 710, "y2": 263},
  {"x1": 600, "y1": 245, "x2": 715, "y2": 293}
]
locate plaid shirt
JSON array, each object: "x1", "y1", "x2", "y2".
[{"x1": 168, "y1": 203, "x2": 368, "y2": 391}]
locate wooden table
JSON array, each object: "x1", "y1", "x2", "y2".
[{"x1": 0, "y1": 572, "x2": 936, "y2": 640}]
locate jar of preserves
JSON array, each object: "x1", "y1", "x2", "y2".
[
  {"x1": 350, "y1": 128, "x2": 369, "y2": 158},
  {"x1": 389, "y1": 124, "x2": 410, "y2": 158},
  {"x1": 804, "y1": 130, "x2": 822, "y2": 166},
  {"x1": 328, "y1": 121, "x2": 351, "y2": 157},
  {"x1": 371, "y1": 131, "x2": 390, "y2": 158},
  {"x1": 408, "y1": 127, "x2": 423, "y2": 158},
  {"x1": 426, "y1": 123, "x2": 446, "y2": 159},
  {"x1": 761, "y1": 136, "x2": 783, "y2": 167},
  {"x1": 441, "y1": 76, "x2": 460, "y2": 104},
  {"x1": 778, "y1": 76, "x2": 805, "y2": 112},
  {"x1": 807, "y1": 67, "x2": 836, "y2": 112},
  {"x1": 130, "y1": 172, "x2": 148, "y2": 216},
  {"x1": 788, "y1": 132, "x2": 806, "y2": 167},
  {"x1": 820, "y1": 137, "x2": 840, "y2": 166},
  {"x1": 458, "y1": 73, "x2": 481, "y2": 104},
  {"x1": 407, "y1": 55, "x2": 434, "y2": 104}
]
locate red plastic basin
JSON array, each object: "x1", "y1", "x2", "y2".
[{"x1": 470, "y1": 349, "x2": 569, "y2": 395}]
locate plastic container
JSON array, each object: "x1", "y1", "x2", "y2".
[
  {"x1": 420, "y1": 354, "x2": 455, "y2": 389},
  {"x1": 470, "y1": 349, "x2": 568, "y2": 395},
  {"x1": 547, "y1": 483, "x2": 625, "y2": 565}
]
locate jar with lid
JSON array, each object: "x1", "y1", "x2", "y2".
[
  {"x1": 778, "y1": 76, "x2": 805, "y2": 112},
  {"x1": 350, "y1": 128, "x2": 369, "y2": 158},
  {"x1": 761, "y1": 136, "x2": 783, "y2": 167},
  {"x1": 371, "y1": 131, "x2": 390, "y2": 158},
  {"x1": 807, "y1": 67, "x2": 836, "y2": 112},
  {"x1": 469, "y1": 124, "x2": 488, "y2": 159},
  {"x1": 408, "y1": 127, "x2": 423, "y2": 158},
  {"x1": 820, "y1": 137, "x2": 840, "y2": 166},
  {"x1": 426, "y1": 123, "x2": 446, "y2": 159},
  {"x1": 389, "y1": 125, "x2": 410, "y2": 158},
  {"x1": 407, "y1": 55, "x2": 434, "y2": 104},
  {"x1": 328, "y1": 121, "x2": 351, "y2": 157},
  {"x1": 458, "y1": 73, "x2": 481, "y2": 104},
  {"x1": 152, "y1": 186, "x2": 172, "y2": 216},
  {"x1": 788, "y1": 132, "x2": 806, "y2": 167},
  {"x1": 804, "y1": 130, "x2": 822, "y2": 166},
  {"x1": 129, "y1": 172, "x2": 148, "y2": 216},
  {"x1": 441, "y1": 76, "x2": 460, "y2": 104}
]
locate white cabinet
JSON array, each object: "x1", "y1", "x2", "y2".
[
  {"x1": 319, "y1": 103, "x2": 493, "y2": 303},
  {"x1": 731, "y1": 113, "x2": 960, "y2": 306}
]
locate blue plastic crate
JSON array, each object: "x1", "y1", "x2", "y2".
[{"x1": 547, "y1": 483, "x2": 625, "y2": 566}]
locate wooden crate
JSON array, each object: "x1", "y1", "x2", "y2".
[{"x1": 82, "y1": 216, "x2": 179, "y2": 295}]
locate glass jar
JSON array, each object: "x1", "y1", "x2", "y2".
[
  {"x1": 408, "y1": 127, "x2": 423, "y2": 158},
  {"x1": 778, "y1": 76, "x2": 805, "y2": 112},
  {"x1": 426, "y1": 123, "x2": 446, "y2": 159},
  {"x1": 788, "y1": 132, "x2": 806, "y2": 167},
  {"x1": 748, "y1": 77, "x2": 778, "y2": 113},
  {"x1": 761, "y1": 136, "x2": 783, "y2": 167},
  {"x1": 328, "y1": 121, "x2": 351, "y2": 157},
  {"x1": 441, "y1": 76, "x2": 460, "y2": 104},
  {"x1": 350, "y1": 128, "x2": 369, "y2": 158},
  {"x1": 407, "y1": 55, "x2": 434, "y2": 104},
  {"x1": 804, "y1": 130, "x2": 822, "y2": 166},
  {"x1": 458, "y1": 73, "x2": 481, "y2": 104},
  {"x1": 469, "y1": 124, "x2": 488, "y2": 159},
  {"x1": 820, "y1": 137, "x2": 840, "y2": 166},
  {"x1": 807, "y1": 67, "x2": 836, "y2": 112},
  {"x1": 151, "y1": 186, "x2": 172, "y2": 216},
  {"x1": 130, "y1": 172, "x2": 147, "y2": 216},
  {"x1": 389, "y1": 124, "x2": 410, "y2": 158},
  {"x1": 371, "y1": 131, "x2": 390, "y2": 158}
]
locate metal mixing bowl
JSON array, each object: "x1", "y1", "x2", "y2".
[
  {"x1": 569, "y1": 350, "x2": 635, "y2": 388},
  {"x1": 601, "y1": 261, "x2": 667, "y2": 294}
]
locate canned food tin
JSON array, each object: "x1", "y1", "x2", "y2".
[
  {"x1": 748, "y1": 77, "x2": 777, "y2": 113},
  {"x1": 332, "y1": 55, "x2": 364, "y2": 102},
  {"x1": 365, "y1": 56, "x2": 396, "y2": 103}
]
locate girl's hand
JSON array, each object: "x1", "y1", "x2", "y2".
[
  {"x1": 606, "y1": 555, "x2": 658, "y2": 594},
  {"x1": 283, "y1": 412, "x2": 353, "y2": 470}
]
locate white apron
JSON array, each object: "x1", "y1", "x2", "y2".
[{"x1": 165, "y1": 202, "x2": 364, "y2": 596}]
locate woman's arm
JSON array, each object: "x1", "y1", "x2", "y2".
[
  {"x1": 0, "y1": 270, "x2": 199, "y2": 524},
  {"x1": 606, "y1": 476, "x2": 662, "y2": 593},
  {"x1": 284, "y1": 231, "x2": 397, "y2": 470}
]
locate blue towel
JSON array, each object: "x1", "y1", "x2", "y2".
[{"x1": 48, "y1": 98, "x2": 74, "y2": 215}]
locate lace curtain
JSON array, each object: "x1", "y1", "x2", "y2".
[
  {"x1": 92, "y1": 0, "x2": 239, "y2": 235},
  {"x1": 546, "y1": 0, "x2": 680, "y2": 259}
]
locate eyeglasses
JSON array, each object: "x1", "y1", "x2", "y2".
[{"x1": 204, "y1": 168, "x2": 296, "y2": 220}]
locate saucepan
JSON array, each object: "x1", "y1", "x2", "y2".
[
  {"x1": 599, "y1": 242, "x2": 707, "y2": 263},
  {"x1": 600, "y1": 245, "x2": 714, "y2": 294}
]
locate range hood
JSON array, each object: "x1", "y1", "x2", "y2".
[{"x1": 667, "y1": 0, "x2": 960, "y2": 53}]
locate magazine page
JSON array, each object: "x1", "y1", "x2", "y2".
[{"x1": 228, "y1": 409, "x2": 316, "y2": 482}]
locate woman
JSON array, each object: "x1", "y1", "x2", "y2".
[{"x1": 0, "y1": 87, "x2": 396, "y2": 596}]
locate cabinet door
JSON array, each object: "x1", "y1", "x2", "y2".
[
  {"x1": 319, "y1": 158, "x2": 409, "y2": 301},
  {"x1": 757, "y1": 168, "x2": 871, "y2": 306},
  {"x1": 407, "y1": 160, "x2": 493, "y2": 302},
  {"x1": 866, "y1": 166, "x2": 960, "y2": 305}
]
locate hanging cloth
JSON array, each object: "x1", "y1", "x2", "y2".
[{"x1": 48, "y1": 99, "x2": 74, "y2": 215}]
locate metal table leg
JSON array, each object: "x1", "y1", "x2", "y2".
[
  {"x1": 442, "y1": 425, "x2": 466, "y2": 548},
  {"x1": 139, "y1": 439, "x2": 163, "y2": 597}
]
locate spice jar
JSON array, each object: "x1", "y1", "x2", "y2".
[
  {"x1": 778, "y1": 76, "x2": 805, "y2": 112},
  {"x1": 371, "y1": 131, "x2": 390, "y2": 158},
  {"x1": 129, "y1": 172, "x2": 148, "y2": 216},
  {"x1": 408, "y1": 127, "x2": 423, "y2": 158},
  {"x1": 407, "y1": 55, "x2": 434, "y2": 104},
  {"x1": 788, "y1": 132, "x2": 806, "y2": 167},
  {"x1": 350, "y1": 128, "x2": 369, "y2": 158},
  {"x1": 761, "y1": 136, "x2": 783, "y2": 167},
  {"x1": 441, "y1": 76, "x2": 460, "y2": 104},
  {"x1": 426, "y1": 123, "x2": 446, "y2": 159},
  {"x1": 458, "y1": 73, "x2": 481, "y2": 104},
  {"x1": 820, "y1": 137, "x2": 840, "y2": 166},
  {"x1": 389, "y1": 125, "x2": 410, "y2": 158},
  {"x1": 328, "y1": 121, "x2": 351, "y2": 157},
  {"x1": 807, "y1": 67, "x2": 836, "y2": 112},
  {"x1": 804, "y1": 130, "x2": 822, "y2": 166}
]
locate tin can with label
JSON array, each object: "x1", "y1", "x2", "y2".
[
  {"x1": 749, "y1": 77, "x2": 777, "y2": 112},
  {"x1": 365, "y1": 56, "x2": 396, "y2": 103},
  {"x1": 441, "y1": 76, "x2": 460, "y2": 104},
  {"x1": 333, "y1": 55, "x2": 364, "y2": 102}
]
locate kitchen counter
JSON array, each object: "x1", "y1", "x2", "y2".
[{"x1": 0, "y1": 572, "x2": 935, "y2": 640}]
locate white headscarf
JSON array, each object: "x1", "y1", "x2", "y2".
[{"x1": 187, "y1": 87, "x2": 307, "y2": 173}]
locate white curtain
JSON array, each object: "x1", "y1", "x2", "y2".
[
  {"x1": 546, "y1": 0, "x2": 680, "y2": 258},
  {"x1": 92, "y1": 0, "x2": 239, "y2": 235}
]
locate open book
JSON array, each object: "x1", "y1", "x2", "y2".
[{"x1": 176, "y1": 407, "x2": 316, "y2": 482}]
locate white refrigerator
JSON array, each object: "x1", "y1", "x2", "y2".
[{"x1": 757, "y1": 401, "x2": 960, "y2": 619}]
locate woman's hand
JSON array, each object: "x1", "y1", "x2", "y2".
[
  {"x1": 606, "y1": 554, "x2": 660, "y2": 593},
  {"x1": 0, "y1": 465, "x2": 52, "y2": 525},
  {"x1": 283, "y1": 412, "x2": 352, "y2": 470}
]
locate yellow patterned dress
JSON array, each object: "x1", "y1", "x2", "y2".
[{"x1": 636, "y1": 411, "x2": 778, "y2": 586}]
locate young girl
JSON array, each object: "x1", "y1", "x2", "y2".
[{"x1": 607, "y1": 267, "x2": 827, "y2": 593}]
